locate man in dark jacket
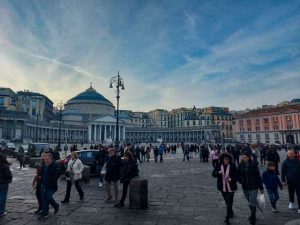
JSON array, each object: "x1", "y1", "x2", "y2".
[
  {"x1": 281, "y1": 150, "x2": 300, "y2": 212},
  {"x1": 0, "y1": 153, "x2": 12, "y2": 217},
  {"x1": 266, "y1": 148, "x2": 280, "y2": 174},
  {"x1": 95, "y1": 145, "x2": 107, "y2": 188},
  {"x1": 114, "y1": 151, "x2": 139, "y2": 208},
  {"x1": 39, "y1": 153, "x2": 60, "y2": 219}
]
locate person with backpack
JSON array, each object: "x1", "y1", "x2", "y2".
[
  {"x1": 212, "y1": 153, "x2": 238, "y2": 224},
  {"x1": 114, "y1": 151, "x2": 139, "y2": 207},
  {"x1": 61, "y1": 151, "x2": 84, "y2": 203}
]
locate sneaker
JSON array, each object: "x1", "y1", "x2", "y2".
[
  {"x1": 98, "y1": 182, "x2": 103, "y2": 187},
  {"x1": 61, "y1": 199, "x2": 69, "y2": 204},
  {"x1": 289, "y1": 202, "x2": 296, "y2": 209},
  {"x1": 34, "y1": 209, "x2": 43, "y2": 214},
  {"x1": 272, "y1": 207, "x2": 277, "y2": 213},
  {"x1": 298, "y1": 209, "x2": 300, "y2": 214},
  {"x1": 80, "y1": 194, "x2": 84, "y2": 200},
  {"x1": 0, "y1": 212, "x2": 7, "y2": 217},
  {"x1": 114, "y1": 202, "x2": 124, "y2": 208},
  {"x1": 38, "y1": 214, "x2": 49, "y2": 220}
]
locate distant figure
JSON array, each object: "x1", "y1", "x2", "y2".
[{"x1": 18, "y1": 146, "x2": 26, "y2": 169}]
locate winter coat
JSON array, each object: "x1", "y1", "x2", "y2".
[
  {"x1": 212, "y1": 163, "x2": 238, "y2": 192},
  {"x1": 262, "y1": 170, "x2": 283, "y2": 190},
  {"x1": 40, "y1": 161, "x2": 60, "y2": 191},
  {"x1": 66, "y1": 158, "x2": 84, "y2": 181},
  {"x1": 0, "y1": 163, "x2": 12, "y2": 184},
  {"x1": 266, "y1": 151, "x2": 280, "y2": 164},
  {"x1": 105, "y1": 155, "x2": 122, "y2": 182},
  {"x1": 238, "y1": 162, "x2": 263, "y2": 191},
  {"x1": 95, "y1": 150, "x2": 107, "y2": 165},
  {"x1": 281, "y1": 158, "x2": 300, "y2": 185},
  {"x1": 120, "y1": 158, "x2": 139, "y2": 183}
]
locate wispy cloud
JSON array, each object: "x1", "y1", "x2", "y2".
[{"x1": 0, "y1": 0, "x2": 299, "y2": 111}]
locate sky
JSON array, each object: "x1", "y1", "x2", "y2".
[{"x1": 0, "y1": 0, "x2": 300, "y2": 111}]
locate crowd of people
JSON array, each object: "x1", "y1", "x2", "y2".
[{"x1": 0, "y1": 141, "x2": 300, "y2": 224}]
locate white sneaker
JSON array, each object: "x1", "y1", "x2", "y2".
[
  {"x1": 289, "y1": 202, "x2": 296, "y2": 209},
  {"x1": 272, "y1": 207, "x2": 277, "y2": 213},
  {"x1": 298, "y1": 209, "x2": 300, "y2": 214},
  {"x1": 98, "y1": 182, "x2": 103, "y2": 187}
]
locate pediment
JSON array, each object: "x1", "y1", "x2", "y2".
[{"x1": 93, "y1": 115, "x2": 116, "y2": 123}]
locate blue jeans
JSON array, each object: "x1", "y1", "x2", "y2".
[
  {"x1": 0, "y1": 184, "x2": 9, "y2": 215},
  {"x1": 41, "y1": 185, "x2": 59, "y2": 216},
  {"x1": 97, "y1": 164, "x2": 104, "y2": 183},
  {"x1": 243, "y1": 189, "x2": 258, "y2": 207},
  {"x1": 267, "y1": 189, "x2": 279, "y2": 208}
]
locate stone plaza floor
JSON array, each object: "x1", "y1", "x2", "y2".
[{"x1": 1, "y1": 152, "x2": 300, "y2": 225}]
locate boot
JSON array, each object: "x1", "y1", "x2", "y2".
[
  {"x1": 224, "y1": 215, "x2": 230, "y2": 224},
  {"x1": 249, "y1": 206, "x2": 256, "y2": 225}
]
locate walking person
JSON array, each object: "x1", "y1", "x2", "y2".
[
  {"x1": 212, "y1": 153, "x2": 238, "y2": 224},
  {"x1": 61, "y1": 151, "x2": 85, "y2": 203},
  {"x1": 39, "y1": 153, "x2": 60, "y2": 219},
  {"x1": 262, "y1": 162, "x2": 283, "y2": 212},
  {"x1": 211, "y1": 147, "x2": 221, "y2": 169},
  {"x1": 95, "y1": 145, "x2": 107, "y2": 187},
  {"x1": 238, "y1": 152, "x2": 264, "y2": 225},
  {"x1": 159, "y1": 144, "x2": 165, "y2": 163},
  {"x1": 281, "y1": 149, "x2": 300, "y2": 213},
  {"x1": 32, "y1": 154, "x2": 45, "y2": 214},
  {"x1": 183, "y1": 144, "x2": 190, "y2": 162},
  {"x1": 18, "y1": 146, "x2": 25, "y2": 169},
  {"x1": 105, "y1": 148, "x2": 122, "y2": 203},
  {"x1": 114, "y1": 151, "x2": 139, "y2": 207},
  {"x1": 153, "y1": 146, "x2": 159, "y2": 163},
  {"x1": 0, "y1": 154, "x2": 12, "y2": 217},
  {"x1": 266, "y1": 148, "x2": 280, "y2": 175}
]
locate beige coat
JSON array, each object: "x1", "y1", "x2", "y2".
[{"x1": 66, "y1": 158, "x2": 84, "y2": 181}]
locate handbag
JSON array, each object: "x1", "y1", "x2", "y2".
[
  {"x1": 65, "y1": 159, "x2": 77, "y2": 179},
  {"x1": 100, "y1": 163, "x2": 107, "y2": 175},
  {"x1": 256, "y1": 193, "x2": 266, "y2": 212}
]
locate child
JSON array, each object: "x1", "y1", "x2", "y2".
[{"x1": 262, "y1": 162, "x2": 283, "y2": 212}]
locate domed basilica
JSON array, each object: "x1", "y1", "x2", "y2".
[{"x1": 62, "y1": 85, "x2": 127, "y2": 144}]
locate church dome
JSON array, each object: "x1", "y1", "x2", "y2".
[{"x1": 64, "y1": 85, "x2": 115, "y2": 120}]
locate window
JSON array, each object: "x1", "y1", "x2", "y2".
[
  {"x1": 247, "y1": 127, "x2": 252, "y2": 132},
  {"x1": 256, "y1": 134, "x2": 261, "y2": 140},
  {"x1": 264, "y1": 127, "x2": 269, "y2": 131},
  {"x1": 286, "y1": 116, "x2": 292, "y2": 122},
  {"x1": 264, "y1": 118, "x2": 269, "y2": 123},
  {"x1": 274, "y1": 126, "x2": 279, "y2": 130},
  {"x1": 274, "y1": 133, "x2": 279, "y2": 139},
  {"x1": 255, "y1": 118, "x2": 260, "y2": 124},
  {"x1": 272, "y1": 117, "x2": 278, "y2": 122},
  {"x1": 0, "y1": 97, "x2": 4, "y2": 105},
  {"x1": 247, "y1": 120, "x2": 251, "y2": 125},
  {"x1": 31, "y1": 100, "x2": 37, "y2": 116},
  {"x1": 265, "y1": 133, "x2": 270, "y2": 140},
  {"x1": 239, "y1": 120, "x2": 244, "y2": 125},
  {"x1": 287, "y1": 124, "x2": 293, "y2": 129},
  {"x1": 240, "y1": 134, "x2": 244, "y2": 141},
  {"x1": 256, "y1": 127, "x2": 260, "y2": 131},
  {"x1": 248, "y1": 134, "x2": 252, "y2": 141}
]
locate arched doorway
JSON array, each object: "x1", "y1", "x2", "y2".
[{"x1": 286, "y1": 134, "x2": 295, "y2": 145}]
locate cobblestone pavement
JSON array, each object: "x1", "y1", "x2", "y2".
[{"x1": 1, "y1": 151, "x2": 299, "y2": 225}]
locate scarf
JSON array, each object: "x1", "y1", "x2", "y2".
[{"x1": 221, "y1": 164, "x2": 233, "y2": 193}]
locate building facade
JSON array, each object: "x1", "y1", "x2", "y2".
[
  {"x1": 202, "y1": 107, "x2": 233, "y2": 139},
  {"x1": 125, "y1": 125, "x2": 221, "y2": 144},
  {"x1": 233, "y1": 105, "x2": 300, "y2": 144}
]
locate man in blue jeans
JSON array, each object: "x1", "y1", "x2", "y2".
[{"x1": 39, "y1": 153, "x2": 60, "y2": 219}]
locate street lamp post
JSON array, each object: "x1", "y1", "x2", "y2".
[
  {"x1": 109, "y1": 71, "x2": 125, "y2": 149},
  {"x1": 57, "y1": 101, "x2": 64, "y2": 150}
]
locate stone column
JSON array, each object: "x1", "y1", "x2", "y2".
[
  {"x1": 104, "y1": 125, "x2": 107, "y2": 140},
  {"x1": 88, "y1": 125, "x2": 92, "y2": 143},
  {"x1": 99, "y1": 125, "x2": 102, "y2": 142}
]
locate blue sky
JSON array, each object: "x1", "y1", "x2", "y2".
[{"x1": 0, "y1": 0, "x2": 299, "y2": 111}]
